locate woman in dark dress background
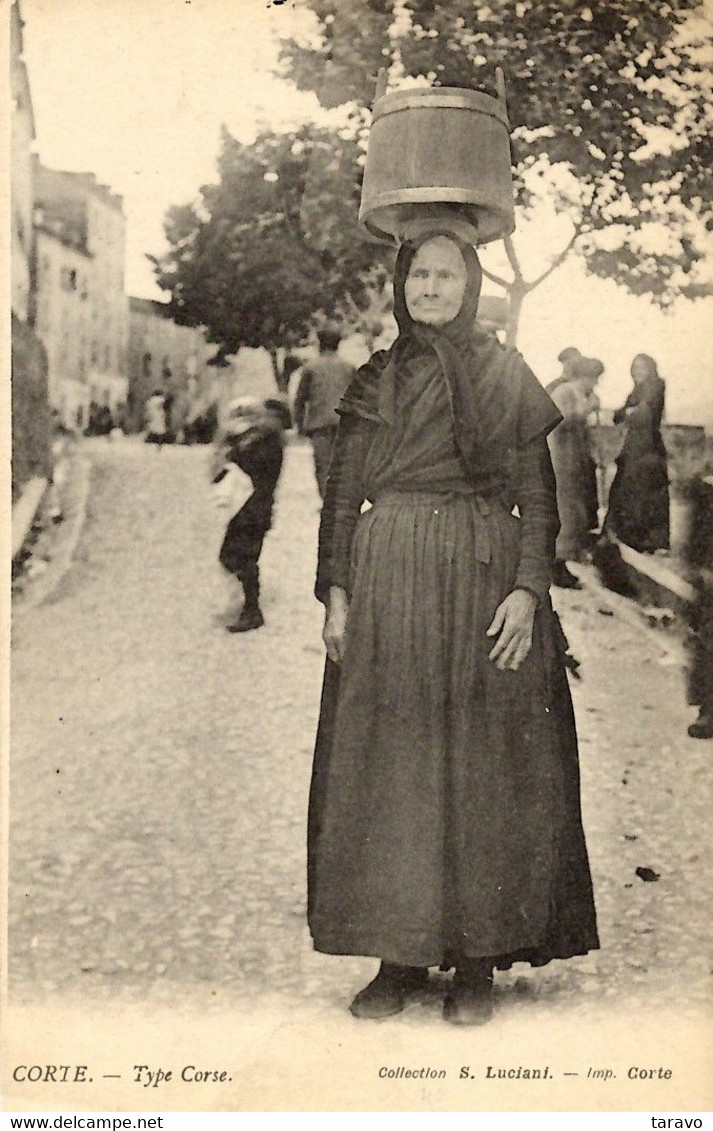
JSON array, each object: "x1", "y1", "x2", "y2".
[
  {"x1": 308, "y1": 230, "x2": 599, "y2": 1025},
  {"x1": 605, "y1": 353, "x2": 670, "y2": 552}
]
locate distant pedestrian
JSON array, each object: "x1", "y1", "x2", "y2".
[
  {"x1": 293, "y1": 326, "x2": 356, "y2": 499},
  {"x1": 145, "y1": 389, "x2": 168, "y2": 447},
  {"x1": 546, "y1": 346, "x2": 582, "y2": 396},
  {"x1": 605, "y1": 353, "x2": 669, "y2": 552},
  {"x1": 98, "y1": 404, "x2": 113, "y2": 436},
  {"x1": 163, "y1": 392, "x2": 176, "y2": 444},
  {"x1": 110, "y1": 403, "x2": 127, "y2": 439},
  {"x1": 280, "y1": 354, "x2": 302, "y2": 396},
  {"x1": 548, "y1": 356, "x2": 603, "y2": 589},
  {"x1": 85, "y1": 401, "x2": 101, "y2": 437},
  {"x1": 683, "y1": 476, "x2": 713, "y2": 739},
  {"x1": 211, "y1": 396, "x2": 290, "y2": 632}
]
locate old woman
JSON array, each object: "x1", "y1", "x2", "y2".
[{"x1": 308, "y1": 229, "x2": 599, "y2": 1025}]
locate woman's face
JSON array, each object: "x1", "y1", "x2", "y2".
[
  {"x1": 403, "y1": 237, "x2": 468, "y2": 326},
  {"x1": 631, "y1": 356, "x2": 652, "y2": 384}
]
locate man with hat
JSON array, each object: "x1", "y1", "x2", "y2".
[{"x1": 546, "y1": 346, "x2": 582, "y2": 396}]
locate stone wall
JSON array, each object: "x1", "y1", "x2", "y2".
[{"x1": 12, "y1": 314, "x2": 52, "y2": 501}]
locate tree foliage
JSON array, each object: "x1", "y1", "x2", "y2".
[
  {"x1": 152, "y1": 125, "x2": 390, "y2": 375},
  {"x1": 279, "y1": 0, "x2": 713, "y2": 338}
]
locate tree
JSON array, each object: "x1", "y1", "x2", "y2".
[
  {"x1": 152, "y1": 125, "x2": 390, "y2": 386},
  {"x1": 279, "y1": 0, "x2": 713, "y2": 344}
]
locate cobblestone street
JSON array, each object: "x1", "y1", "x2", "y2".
[{"x1": 9, "y1": 436, "x2": 712, "y2": 1031}]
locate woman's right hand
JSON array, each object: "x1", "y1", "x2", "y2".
[{"x1": 323, "y1": 586, "x2": 349, "y2": 664}]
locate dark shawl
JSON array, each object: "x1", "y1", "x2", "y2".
[
  {"x1": 613, "y1": 372, "x2": 667, "y2": 462},
  {"x1": 339, "y1": 229, "x2": 561, "y2": 495}
]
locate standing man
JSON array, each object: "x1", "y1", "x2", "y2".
[
  {"x1": 546, "y1": 346, "x2": 582, "y2": 396},
  {"x1": 293, "y1": 325, "x2": 355, "y2": 500},
  {"x1": 548, "y1": 355, "x2": 604, "y2": 588}
]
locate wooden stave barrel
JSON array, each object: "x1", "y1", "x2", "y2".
[{"x1": 359, "y1": 86, "x2": 515, "y2": 246}]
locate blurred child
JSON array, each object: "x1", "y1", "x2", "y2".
[{"x1": 211, "y1": 396, "x2": 291, "y2": 633}]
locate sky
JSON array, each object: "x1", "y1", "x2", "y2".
[{"x1": 18, "y1": 0, "x2": 713, "y2": 424}]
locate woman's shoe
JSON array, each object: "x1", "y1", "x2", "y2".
[
  {"x1": 349, "y1": 963, "x2": 428, "y2": 1019},
  {"x1": 443, "y1": 964, "x2": 494, "y2": 1026}
]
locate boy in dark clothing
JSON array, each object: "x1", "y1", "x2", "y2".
[{"x1": 212, "y1": 397, "x2": 290, "y2": 632}]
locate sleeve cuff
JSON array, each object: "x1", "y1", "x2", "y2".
[
  {"x1": 315, "y1": 561, "x2": 351, "y2": 605},
  {"x1": 513, "y1": 574, "x2": 548, "y2": 606}
]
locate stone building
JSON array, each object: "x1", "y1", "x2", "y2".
[
  {"x1": 11, "y1": 0, "x2": 53, "y2": 499},
  {"x1": 127, "y1": 298, "x2": 216, "y2": 434},
  {"x1": 11, "y1": 0, "x2": 35, "y2": 322},
  {"x1": 33, "y1": 163, "x2": 129, "y2": 428},
  {"x1": 33, "y1": 225, "x2": 92, "y2": 428}
]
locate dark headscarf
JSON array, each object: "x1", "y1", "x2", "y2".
[
  {"x1": 340, "y1": 228, "x2": 561, "y2": 486},
  {"x1": 614, "y1": 354, "x2": 666, "y2": 435},
  {"x1": 631, "y1": 353, "x2": 660, "y2": 381},
  {"x1": 377, "y1": 229, "x2": 484, "y2": 424},
  {"x1": 392, "y1": 230, "x2": 483, "y2": 338}
]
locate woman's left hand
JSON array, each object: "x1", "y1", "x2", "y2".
[{"x1": 486, "y1": 588, "x2": 537, "y2": 671}]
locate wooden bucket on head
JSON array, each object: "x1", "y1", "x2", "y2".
[{"x1": 359, "y1": 79, "x2": 515, "y2": 246}]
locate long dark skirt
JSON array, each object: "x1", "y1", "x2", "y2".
[
  {"x1": 606, "y1": 449, "x2": 670, "y2": 552},
  {"x1": 308, "y1": 492, "x2": 599, "y2": 969}
]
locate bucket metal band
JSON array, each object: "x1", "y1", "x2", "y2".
[
  {"x1": 360, "y1": 187, "x2": 511, "y2": 210},
  {"x1": 372, "y1": 87, "x2": 510, "y2": 129}
]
